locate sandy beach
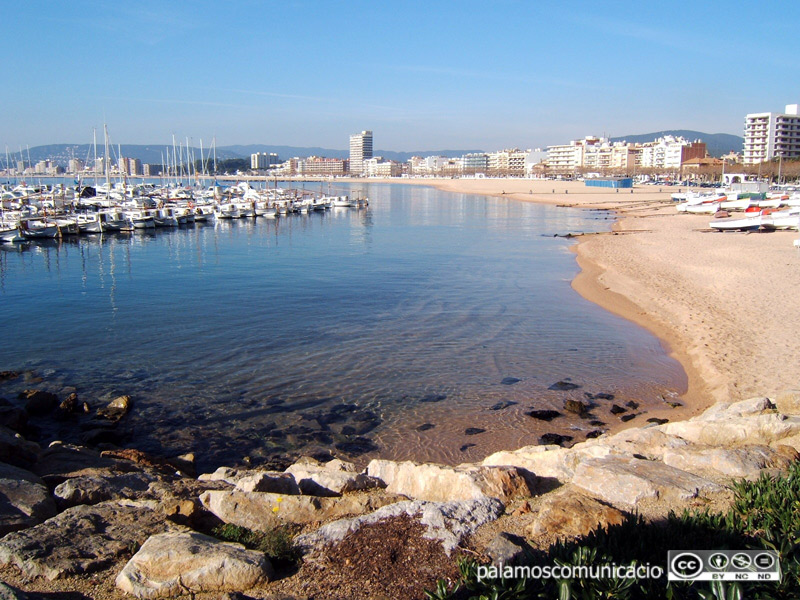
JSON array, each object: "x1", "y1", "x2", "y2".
[{"x1": 368, "y1": 177, "x2": 800, "y2": 419}]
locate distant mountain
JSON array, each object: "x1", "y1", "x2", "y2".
[
  {"x1": 609, "y1": 131, "x2": 743, "y2": 157},
  {"x1": 218, "y1": 145, "x2": 484, "y2": 162},
  {"x1": 11, "y1": 144, "x2": 241, "y2": 167}
]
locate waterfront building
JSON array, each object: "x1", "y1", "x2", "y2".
[
  {"x1": 68, "y1": 158, "x2": 84, "y2": 173},
  {"x1": 143, "y1": 164, "x2": 161, "y2": 176},
  {"x1": 35, "y1": 160, "x2": 50, "y2": 174},
  {"x1": 743, "y1": 104, "x2": 800, "y2": 165},
  {"x1": 487, "y1": 149, "x2": 529, "y2": 176},
  {"x1": 638, "y1": 136, "x2": 705, "y2": 170},
  {"x1": 251, "y1": 152, "x2": 279, "y2": 170},
  {"x1": 461, "y1": 153, "x2": 489, "y2": 175},
  {"x1": 349, "y1": 130, "x2": 373, "y2": 175},
  {"x1": 364, "y1": 157, "x2": 401, "y2": 177},
  {"x1": 298, "y1": 156, "x2": 347, "y2": 176}
]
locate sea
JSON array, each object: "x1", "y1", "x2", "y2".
[{"x1": 0, "y1": 182, "x2": 685, "y2": 471}]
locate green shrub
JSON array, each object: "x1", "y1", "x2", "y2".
[
  {"x1": 212, "y1": 522, "x2": 300, "y2": 566},
  {"x1": 427, "y1": 462, "x2": 800, "y2": 600}
]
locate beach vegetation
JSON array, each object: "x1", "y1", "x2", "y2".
[
  {"x1": 211, "y1": 522, "x2": 301, "y2": 566},
  {"x1": 426, "y1": 462, "x2": 800, "y2": 599}
]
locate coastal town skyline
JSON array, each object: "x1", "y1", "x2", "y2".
[{"x1": 3, "y1": 1, "x2": 799, "y2": 151}]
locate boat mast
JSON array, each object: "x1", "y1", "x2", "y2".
[{"x1": 104, "y1": 125, "x2": 111, "y2": 202}]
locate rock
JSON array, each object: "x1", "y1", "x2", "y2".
[
  {"x1": 96, "y1": 395, "x2": 132, "y2": 422},
  {"x1": 490, "y1": 401, "x2": 517, "y2": 411},
  {"x1": 775, "y1": 390, "x2": 800, "y2": 416},
  {"x1": 564, "y1": 400, "x2": 588, "y2": 416},
  {"x1": 592, "y1": 393, "x2": 615, "y2": 401},
  {"x1": 31, "y1": 444, "x2": 131, "y2": 487},
  {"x1": 527, "y1": 410, "x2": 562, "y2": 422},
  {"x1": 198, "y1": 466, "x2": 253, "y2": 486},
  {"x1": 0, "y1": 501, "x2": 172, "y2": 580},
  {"x1": 199, "y1": 490, "x2": 401, "y2": 530},
  {"x1": 626, "y1": 401, "x2": 640, "y2": 410},
  {"x1": 528, "y1": 486, "x2": 626, "y2": 539},
  {"x1": 620, "y1": 414, "x2": 636, "y2": 422},
  {"x1": 662, "y1": 444, "x2": 798, "y2": 479},
  {"x1": 585, "y1": 430, "x2": 604, "y2": 439},
  {"x1": 486, "y1": 532, "x2": 528, "y2": 568},
  {"x1": 334, "y1": 437, "x2": 378, "y2": 456},
  {"x1": 647, "y1": 418, "x2": 669, "y2": 425},
  {"x1": 659, "y1": 411, "x2": 800, "y2": 447},
  {"x1": 53, "y1": 472, "x2": 157, "y2": 508},
  {"x1": 234, "y1": 472, "x2": 300, "y2": 495},
  {"x1": 296, "y1": 497, "x2": 503, "y2": 556},
  {"x1": 115, "y1": 531, "x2": 272, "y2": 598},
  {"x1": 19, "y1": 390, "x2": 58, "y2": 416},
  {"x1": 501, "y1": 377, "x2": 521, "y2": 385},
  {"x1": 0, "y1": 426, "x2": 40, "y2": 469},
  {"x1": 285, "y1": 459, "x2": 381, "y2": 496},
  {"x1": 610, "y1": 404, "x2": 627, "y2": 414},
  {"x1": 0, "y1": 371, "x2": 20, "y2": 382},
  {"x1": 571, "y1": 456, "x2": 723, "y2": 510},
  {"x1": 416, "y1": 423, "x2": 435, "y2": 431},
  {"x1": 420, "y1": 394, "x2": 446, "y2": 403},
  {"x1": 539, "y1": 433, "x2": 573, "y2": 446},
  {"x1": 0, "y1": 462, "x2": 57, "y2": 536},
  {"x1": 366, "y1": 460, "x2": 534, "y2": 502},
  {"x1": 57, "y1": 393, "x2": 79, "y2": 416},
  {"x1": 0, "y1": 407, "x2": 28, "y2": 433},
  {"x1": 465, "y1": 427, "x2": 485, "y2": 436},
  {"x1": 460, "y1": 444, "x2": 476, "y2": 452},
  {"x1": 549, "y1": 380, "x2": 580, "y2": 391}
]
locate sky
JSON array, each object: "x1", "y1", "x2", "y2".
[{"x1": 2, "y1": 0, "x2": 799, "y2": 152}]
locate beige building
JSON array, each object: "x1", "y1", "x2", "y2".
[
  {"x1": 743, "y1": 104, "x2": 800, "y2": 165},
  {"x1": 349, "y1": 130, "x2": 373, "y2": 175},
  {"x1": 298, "y1": 156, "x2": 347, "y2": 176}
]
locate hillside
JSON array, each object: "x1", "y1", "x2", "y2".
[{"x1": 609, "y1": 130, "x2": 742, "y2": 157}]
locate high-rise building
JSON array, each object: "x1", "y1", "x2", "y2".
[
  {"x1": 251, "y1": 152, "x2": 278, "y2": 170},
  {"x1": 743, "y1": 104, "x2": 800, "y2": 165},
  {"x1": 128, "y1": 158, "x2": 142, "y2": 176},
  {"x1": 349, "y1": 130, "x2": 373, "y2": 175}
]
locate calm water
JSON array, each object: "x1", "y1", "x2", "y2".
[{"x1": 0, "y1": 183, "x2": 685, "y2": 470}]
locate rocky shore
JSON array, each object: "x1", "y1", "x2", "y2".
[{"x1": 1, "y1": 370, "x2": 799, "y2": 598}]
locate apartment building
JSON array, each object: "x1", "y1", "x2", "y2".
[
  {"x1": 743, "y1": 104, "x2": 800, "y2": 165},
  {"x1": 349, "y1": 130, "x2": 373, "y2": 175},
  {"x1": 298, "y1": 156, "x2": 347, "y2": 176}
]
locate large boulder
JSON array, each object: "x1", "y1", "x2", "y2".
[
  {"x1": 658, "y1": 412, "x2": 800, "y2": 447},
  {"x1": 286, "y1": 458, "x2": 382, "y2": 496},
  {"x1": 296, "y1": 497, "x2": 504, "y2": 556},
  {"x1": 19, "y1": 390, "x2": 58, "y2": 416},
  {"x1": 115, "y1": 532, "x2": 272, "y2": 598},
  {"x1": 481, "y1": 442, "x2": 613, "y2": 482},
  {"x1": 571, "y1": 456, "x2": 723, "y2": 510},
  {"x1": 366, "y1": 460, "x2": 534, "y2": 502},
  {"x1": 0, "y1": 501, "x2": 173, "y2": 580},
  {"x1": 199, "y1": 489, "x2": 402, "y2": 530},
  {"x1": 528, "y1": 486, "x2": 627, "y2": 540},
  {"x1": 661, "y1": 444, "x2": 798, "y2": 479},
  {"x1": 0, "y1": 462, "x2": 57, "y2": 536},
  {"x1": 31, "y1": 444, "x2": 134, "y2": 487}
]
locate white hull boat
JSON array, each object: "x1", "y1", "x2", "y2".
[{"x1": 709, "y1": 212, "x2": 762, "y2": 232}]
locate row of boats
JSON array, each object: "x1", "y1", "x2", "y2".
[
  {"x1": 672, "y1": 190, "x2": 800, "y2": 232},
  {"x1": 0, "y1": 182, "x2": 369, "y2": 243}
]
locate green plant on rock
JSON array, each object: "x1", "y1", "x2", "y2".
[{"x1": 212, "y1": 522, "x2": 300, "y2": 565}]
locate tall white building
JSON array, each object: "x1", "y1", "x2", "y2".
[
  {"x1": 349, "y1": 130, "x2": 373, "y2": 175},
  {"x1": 743, "y1": 104, "x2": 800, "y2": 165}
]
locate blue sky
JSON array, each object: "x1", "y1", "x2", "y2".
[{"x1": 2, "y1": 0, "x2": 799, "y2": 151}]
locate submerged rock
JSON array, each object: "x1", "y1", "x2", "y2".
[
  {"x1": 548, "y1": 380, "x2": 580, "y2": 391},
  {"x1": 465, "y1": 428, "x2": 485, "y2": 436},
  {"x1": 500, "y1": 377, "x2": 521, "y2": 386},
  {"x1": 490, "y1": 401, "x2": 517, "y2": 411},
  {"x1": 539, "y1": 433, "x2": 573, "y2": 446},
  {"x1": 416, "y1": 423, "x2": 436, "y2": 432},
  {"x1": 564, "y1": 400, "x2": 588, "y2": 416},
  {"x1": 19, "y1": 390, "x2": 58, "y2": 416},
  {"x1": 527, "y1": 410, "x2": 562, "y2": 422}
]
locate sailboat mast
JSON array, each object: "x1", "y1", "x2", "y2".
[{"x1": 104, "y1": 125, "x2": 110, "y2": 201}]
